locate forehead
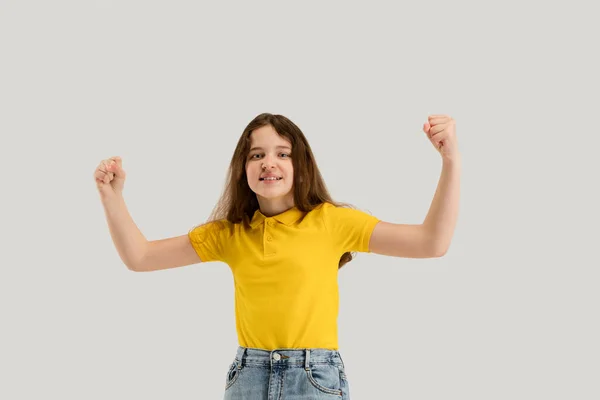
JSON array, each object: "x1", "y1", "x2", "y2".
[{"x1": 249, "y1": 125, "x2": 291, "y2": 148}]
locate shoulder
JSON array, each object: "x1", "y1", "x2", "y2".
[
  {"x1": 308, "y1": 201, "x2": 335, "y2": 221},
  {"x1": 318, "y1": 201, "x2": 378, "y2": 220},
  {"x1": 312, "y1": 201, "x2": 343, "y2": 215},
  {"x1": 315, "y1": 201, "x2": 380, "y2": 234},
  {"x1": 189, "y1": 219, "x2": 235, "y2": 240},
  {"x1": 315, "y1": 202, "x2": 380, "y2": 253}
]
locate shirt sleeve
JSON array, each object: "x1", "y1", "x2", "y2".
[
  {"x1": 321, "y1": 202, "x2": 380, "y2": 253},
  {"x1": 188, "y1": 220, "x2": 229, "y2": 263}
]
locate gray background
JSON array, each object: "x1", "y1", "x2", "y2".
[{"x1": 1, "y1": 0, "x2": 598, "y2": 398}]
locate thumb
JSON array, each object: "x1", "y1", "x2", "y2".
[{"x1": 423, "y1": 122, "x2": 431, "y2": 136}]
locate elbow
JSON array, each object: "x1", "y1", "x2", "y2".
[
  {"x1": 126, "y1": 263, "x2": 140, "y2": 272},
  {"x1": 125, "y1": 258, "x2": 145, "y2": 272},
  {"x1": 431, "y1": 245, "x2": 449, "y2": 258},
  {"x1": 431, "y1": 249, "x2": 447, "y2": 258},
  {"x1": 427, "y1": 235, "x2": 449, "y2": 258},
  {"x1": 427, "y1": 240, "x2": 448, "y2": 258},
  {"x1": 126, "y1": 251, "x2": 149, "y2": 272}
]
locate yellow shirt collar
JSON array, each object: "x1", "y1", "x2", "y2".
[{"x1": 249, "y1": 206, "x2": 305, "y2": 228}]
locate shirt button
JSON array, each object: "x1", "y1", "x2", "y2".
[
  {"x1": 267, "y1": 236, "x2": 272, "y2": 241},
  {"x1": 273, "y1": 353, "x2": 281, "y2": 361}
]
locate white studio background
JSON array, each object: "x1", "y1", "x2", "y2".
[{"x1": 1, "y1": 1, "x2": 598, "y2": 399}]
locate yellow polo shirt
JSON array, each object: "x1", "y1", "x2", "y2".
[{"x1": 188, "y1": 201, "x2": 380, "y2": 350}]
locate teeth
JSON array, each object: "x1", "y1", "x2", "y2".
[{"x1": 261, "y1": 177, "x2": 280, "y2": 181}]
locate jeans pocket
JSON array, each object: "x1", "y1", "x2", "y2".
[
  {"x1": 225, "y1": 360, "x2": 241, "y2": 390},
  {"x1": 305, "y1": 363, "x2": 343, "y2": 397}
]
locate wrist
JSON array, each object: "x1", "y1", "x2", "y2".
[{"x1": 442, "y1": 153, "x2": 461, "y2": 164}]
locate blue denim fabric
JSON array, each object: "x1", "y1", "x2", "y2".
[{"x1": 223, "y1": 346, "x2": 350, "y2": 399}]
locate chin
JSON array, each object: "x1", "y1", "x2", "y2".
[
  {"x1": 256, "y1": 190, "x2": 292, "y2": 200},
  {"x1": 251, "y1": 184, "x2": 294, "y2": 200},
  {"x1": 249, "y1": 180, "x2": 293, "y2": 198}
]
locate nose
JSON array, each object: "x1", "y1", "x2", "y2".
[{"x1": 262, "y1": 155, "x2": 275, "y2": 169}]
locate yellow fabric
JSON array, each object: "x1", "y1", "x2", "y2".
[{"x1": 188, "y1": 202, "x2": 380, "y2": 350}]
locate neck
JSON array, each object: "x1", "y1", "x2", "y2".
[{"x1": 257, "y1": 196, "x2": 295, "y2": 217}]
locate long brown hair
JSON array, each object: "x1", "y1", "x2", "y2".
[{"x1": 197, "y1": 112, "x2": 360, "y2": 269}]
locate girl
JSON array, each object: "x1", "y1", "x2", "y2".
[{"x1": 94, "y1": 112, "x2": 460, "y2": 399}]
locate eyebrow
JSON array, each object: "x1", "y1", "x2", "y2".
[{"x1": 249, "y1": 145, "x2": 291, "y2": 152}]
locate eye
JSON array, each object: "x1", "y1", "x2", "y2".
[{"x1": 280, "y1": 153, "x2": 291, "y2": 158}]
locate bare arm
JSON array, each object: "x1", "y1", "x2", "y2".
[
  {"x1": 423, "y1": 156, "x2": 461, "y2": 256},
  {"x1": 101, "y1": 193, "x2": 149, "y2": 270},
  {"x1": 101, "y1": 193, "x2": 202, "y2": 271},
  {"x1": 369, "y1": 222, "x2": 439, "y2": 258},
  {"x1": 134, "y1": 234, "x2": 202, "y2": 272}
]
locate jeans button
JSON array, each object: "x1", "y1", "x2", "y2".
[{"x1": 273, "y1": 353, "x2": 281, "y2": 361}]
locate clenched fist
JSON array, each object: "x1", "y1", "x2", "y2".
[{"x1": 94, "y1": 156, "x2": 126, "y2": 197}]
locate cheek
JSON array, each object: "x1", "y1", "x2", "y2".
[
  {"x1": 246, "y1": 166, "x2": 261, "y2": 186},
  {"x1": 245, "y1": 167, "x2": 254, "y2": 183}
]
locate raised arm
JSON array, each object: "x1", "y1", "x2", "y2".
[{"x1": 95, "y1": 156, "x2": 202, "y2": 271}]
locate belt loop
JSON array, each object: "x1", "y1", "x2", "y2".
[
  {"x1": 235, "y1": 346, "x2": 246, "y2": 370},
  {"x1": 304, "y1": 349, "x2": 310, "y2": 371}
]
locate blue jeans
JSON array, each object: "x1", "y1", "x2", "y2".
[{"x1": 223, "y1": 346, "x2": 351, "y2": 399}]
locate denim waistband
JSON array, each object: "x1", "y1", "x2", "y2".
[{"x1": 233, "y1": 346, "x2": 346, "y2": 370}]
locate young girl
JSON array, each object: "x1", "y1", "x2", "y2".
[{"x1": 95, "y1": 112, "x2": 460, "y2": 399}]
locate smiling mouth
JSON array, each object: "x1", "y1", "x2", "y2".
[{"x1": 259, "y1": 177, "x2": 282, "y2": 181}]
